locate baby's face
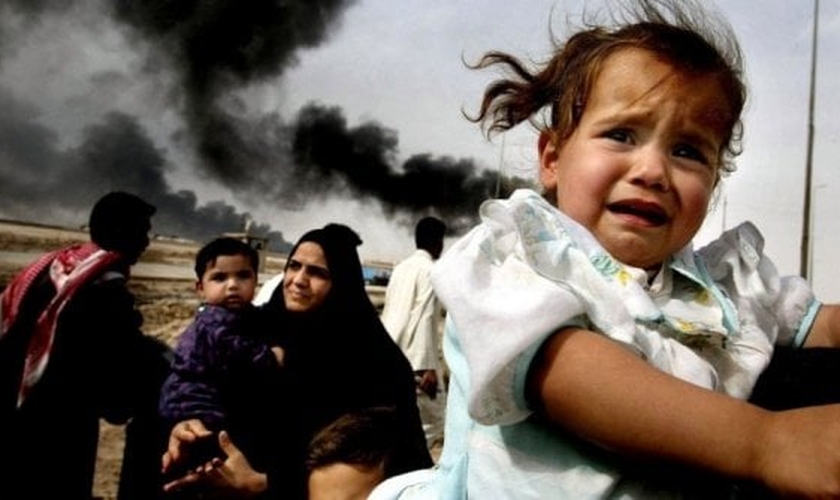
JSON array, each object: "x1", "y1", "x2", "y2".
[
  {"x1": 196, "y1": 254, "x2": 257, "y2": 309},
  {"x1": 539, "y1": 47, "x2": 730, "y2": 269}
]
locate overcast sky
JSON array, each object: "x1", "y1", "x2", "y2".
[{"x1": 1, "y1": 1, "x2": 839, "y2": 299}]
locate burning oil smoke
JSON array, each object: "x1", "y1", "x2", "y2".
[{"x1": 0, "y1": 0, "x2": 531, "y2": 248}]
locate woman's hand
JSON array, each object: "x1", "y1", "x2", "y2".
[
  {"x1": 161, "y1": 418, "x2": 214, "y2": 475},
  {"x1": 163, "y1": 430, "x2": 268, "y2": 499}
]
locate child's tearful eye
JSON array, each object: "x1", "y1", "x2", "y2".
[
  {"x1": 673, "y1": 144, "x2": 710, "y2": 167},
  {"x1": 604, "y1": 129, "x2": 632, "y2": 144}
]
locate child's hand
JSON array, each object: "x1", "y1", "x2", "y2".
[
  {"x1": 271, "y1": 346, "x2": 285, "y2": 367},
  {"x1": 756, "y1": 404, "x2": 840, "y2": 497}
]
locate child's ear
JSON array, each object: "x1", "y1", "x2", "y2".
[
  {"x1": 195, "y1": 280, "x2": 203, "y2": 295},
  {"x1": 538, "y1": 131, "x2": 560, "y2": 191}
]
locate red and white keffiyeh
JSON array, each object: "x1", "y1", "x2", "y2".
[{"x1": 0, "y1": 242, "x2": 123, "y2": 407}]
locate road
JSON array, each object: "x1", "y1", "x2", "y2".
[
  {"x1": 0, "y1": 250, "x2": 195, "y2": 281},
  {"x1": 0, "y1": 250, "x2": 385, "y2": 306}
]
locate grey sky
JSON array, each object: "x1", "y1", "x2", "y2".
[
  {"x1": 256, "y1": 0, "x2": 840, "y2": 300},
  {"x1": 1, "y1": 1, "x2": 839, "y2": 299}
]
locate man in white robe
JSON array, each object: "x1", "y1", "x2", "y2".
[{"x1": 381, "y1": 216, "x2": 446, "y2": 453}]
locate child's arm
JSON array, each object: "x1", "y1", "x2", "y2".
[
  {"x1": 159, "y1": 337, "x2": 227, "y2": 429},
  {"x1": 529, "y1": 326, "x2": 840, "y2": 497},
  {"x1": 801, "y1": 304, "x2": 840, "y2": 348},
  {"x1": 159, "y1": 314, "x2": 232, "y2": 482},
  {"x1": 160, "y1": 307, "x2": 253, "y2": 427}
]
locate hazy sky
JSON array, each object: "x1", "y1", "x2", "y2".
[{"x1": 1, "y1": 1, "x2": 839, "y2": 299}]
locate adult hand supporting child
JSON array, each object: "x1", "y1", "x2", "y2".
[
  {"x1": 162, "y1": 418, "x2": 215, "y2": 476},
  {"x1": 163, "y1": 430, "x2": 267, "y2": 498}
]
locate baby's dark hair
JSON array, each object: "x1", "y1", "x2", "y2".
[
  {"x1": 468, "y1": 0, "x2": 746, "y2": 177},
  {"x1": 305, "y1": 406, "x2": 403, "y2": 477},
  {"x1": 194, "y1": 237, "x2": 259, "y2": 279}
]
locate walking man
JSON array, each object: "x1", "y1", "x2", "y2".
[{"x1": 381, "y1": 216, "x2": 446, "y2": 454}]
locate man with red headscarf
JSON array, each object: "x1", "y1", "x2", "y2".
[{"x1": 0, "y1": 191, "x2": 158, "y2": 500}]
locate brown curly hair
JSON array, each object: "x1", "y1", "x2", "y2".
[{"x1": 467, "y1": 0, "x2": 746, "y2": 179}]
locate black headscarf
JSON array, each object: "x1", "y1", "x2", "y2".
[
  {"x1": 291, "y1": 223, "x2": 373, "y2": 318},
  {"x1": 261, "y1": 223, "x2": 432, "y2": 498},
  {"x1": 265, "y1": 223, "x2": 384, "y2": 348}
]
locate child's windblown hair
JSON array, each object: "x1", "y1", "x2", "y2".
[{"x1": 467, "y1": 0, "x2": 747, "y2": 178}]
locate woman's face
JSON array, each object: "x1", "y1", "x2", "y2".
[{"x1": 283, "y1": 241, "x2": 333, "y2": 313}]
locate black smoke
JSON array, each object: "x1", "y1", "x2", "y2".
[
  {"x1": 0, "y1": 0, "x2": 533, "y2": 248},
  {"x1": 0, "y1": 96, "x2": 290, "y2": 250},
  {"x1": 290, "y1": 103, "x2": 531, "y2": 233},
  {"x1": 110, "y1": 0, "x2": 357, "y2": 191}
]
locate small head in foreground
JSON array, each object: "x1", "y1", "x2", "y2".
[{"x1": 306, "y1": 406, "x2": 405, "y2": 500}]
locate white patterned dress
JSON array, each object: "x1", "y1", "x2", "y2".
[{"x1": 370, "y1": 189, "x2": 819, "y2": 500}]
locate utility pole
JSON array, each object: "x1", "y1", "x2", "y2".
[
  {"x1": 800, "y1": 0, "x2": 819, "y2": 282},
  {"x1": 494, "y1": 134, "x2": 506, "y2": 198}
]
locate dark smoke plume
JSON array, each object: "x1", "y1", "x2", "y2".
[
  {"x1": 110, "y1": 0, "x2": 357, "y2": 190},
  {"x1": 0, "y1": 97, "x2": 291, "y2": 251},
  {"x1": 105, "y1": 0, "x2": 533, "y2": 230},
  {"x1": 0, "y1": 0, "x2": 534, "y2": 247},
  {"x1": 291, "y1": 104, "x2": 532, "y2": 233}
]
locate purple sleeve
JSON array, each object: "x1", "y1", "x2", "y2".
[
  {"x1": 158, "y1": 306, "x2": 238, "y2": 430},
  {"x1": 222, "y1": 306, "x2": 278, "y2": 369}
]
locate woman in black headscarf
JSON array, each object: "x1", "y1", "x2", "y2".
[{"x1": 162, "y1": 224, "x2": 432, "y2": 499}]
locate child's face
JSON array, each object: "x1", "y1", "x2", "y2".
[
  {"x1": 539, "y1": 47, "x2": 730, "y2": 269},
  {"x1": 196, "y1": 254, "x2": 257, "y2": 309},
  {"x1": 283, "y1": 241, "x2": 333, "y2": 313},
  {"x1": 307, "y1": 463, "x2": 385, "y2": 500}
]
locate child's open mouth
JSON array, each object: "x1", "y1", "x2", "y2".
[{"x1": 607, "y1": 200, "x2": 669, "y2": 226}]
